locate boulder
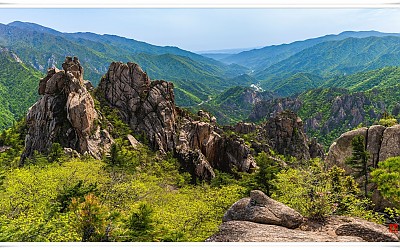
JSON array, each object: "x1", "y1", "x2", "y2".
[
  {"x1": 325, "y1": 127, "x2": 368, "y2": 172},
  {"x1": 223, "y1": 190, "x2": 303, "y2": 229},
  {"x1": 209, "y1": 192, "x2": 399, "y2": 242}
]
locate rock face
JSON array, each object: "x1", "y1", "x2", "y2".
[
  {"x1": 96, "y1": 62, "x2": 257, "y2": 180},
  {"x1": 248, "y1": 89, "x2": 386, "y2": 149},
  {"x1": 326, "y1": 124, "x2": 400, "y2": 210},
  {"x1": 326, "y1": 124, "x2": 400, "y2": 170},
  {"x1": 97, "y1": 62, "x2": 176, "y2": 154},
  {"x1": 207, "y1": 190, "x2": 399, "y2": 242},
  {"x1": 223, "y1": 190, "x2": 303, "y2": 229},
  {"x1": 262, "y1": 111, "x2": 315, "y2": 160},
  {"x1": 21, "y1": 57, "x2": 113, "y2": 162},
  {"x1": 232, "y1": 111, "x2": 324, "y2": 160}
]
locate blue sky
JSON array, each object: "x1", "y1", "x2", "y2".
[{"x1": 0, "y1": 8, "x2": 399, "y2": 51}]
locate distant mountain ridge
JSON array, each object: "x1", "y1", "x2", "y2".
[
  {"x1": 220, "y1": 30, "x2": 400, "y2": 71},
  {"x1": 0, "y1": 21, "x2": 249, "y2": 107}
]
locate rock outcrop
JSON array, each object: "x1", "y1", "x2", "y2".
[
  {"x1": 326, "y1": 124, "x2": 400, "y2": 170},
  {"x1": 235, "y1": 111, "x2": 325, "y2": 160},
  {"x1": 223, "y1": 190, "x2": 303, "y2": 229},
  {"x1": 96, "y1": 62, "x2": 257, "y2": 180},
  {"x1": 326, "y1": 124, "x2": 400, "y2": 210},
  {"x1": 97, "y1": 62, "x2": 176, "y2": 154},
  {"x1": 207, "y1": 190, "x2": 399, "y2": 242},
  {"x1": 261, "y1": 110, "x2": 317, "y2": 160},
  {"x1": 21, "y1": 57, "x2": 113, "y2": 162}
]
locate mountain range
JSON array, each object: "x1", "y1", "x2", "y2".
[
  {"x1": 1, "y1": 21, "x2": 400, "y2": 147},
  {"x1": 1, "y1": 20, "x2": 400, "y2": 243}
]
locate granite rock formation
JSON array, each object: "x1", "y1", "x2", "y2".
[
  {"x1": 96, "y1": 62, "x2": 257, "y2": 180},
  {"x1": 326, "y1": 124, "x2": 400, "y2": 170},
  {"x1": 235, "y1": 111, "x2": 325, "y2": 160},
  {"x1": 207, "y1": 190, "x2": 399, "y2": 242},
  {"x1": 326, "y1": 124, "x2": 400, "y2": 210},
  {"x1": 21, "y1": 57, "x2": 113, "y2": 162},
  {"x1": 223, "y1": 190, "x2": 304, "y2": 229}
]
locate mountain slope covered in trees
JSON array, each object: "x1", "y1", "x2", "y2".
[{"x1": 0, "y1": 48, "x2": 42, "y2": 130}]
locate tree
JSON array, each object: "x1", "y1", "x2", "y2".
[
  {"x1": 124, "y1": 203, "x2": 156, "y2": 241},
  {"x1": 346, "y1": 135, "x2": 370, "y2": 198},
  {"x1": 378, "y1": 111, "x2": 398, "y2": 127},
  {"x1": 70, "y1": 193, "x2": 108, "y2": 242},
  {"x1": 255, "y1": 152, "x2": 280, "y2": 196},
  {"x1": 371, "y1": 156, "x2": 400, "y2": 206}
]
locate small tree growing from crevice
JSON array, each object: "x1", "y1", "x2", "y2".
[{"x1": 345, "y1": 135, "x2": 370, "y2": 198}]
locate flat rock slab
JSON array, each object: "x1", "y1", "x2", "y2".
[{"x1": 206, "y1": 221, "x2": 363, "y2": 242}]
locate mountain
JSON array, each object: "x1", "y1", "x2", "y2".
[
  {"x1": 322, "y1": 66, "x2": 400, "y2": 92},
  {"x1": 221, "y1": 31, "x2": 400, "y2": 71},
  {"x1": 0, "y1": 47, "x2": 42, "y2": 130},
  {"x1": 196, "y1": 86, "x2": 276, "y2": 124},
  {"x1": 256, "y1": 36, "x2": 400, "y2": 86},
  {"x1": 0, "y1": 21, "x2": 249, "y2": 107}
]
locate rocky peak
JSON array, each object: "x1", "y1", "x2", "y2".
[
  {"x1": 21, "y1": 56, "x2": 113, "y2": 162},
  {"x1": 97, "y1": 61, "x2": 176, "y2": 154},
  {"x1": 96, "y1": 62, "x2": 257, "y2": 180},
  {"x1": 262, "y1": 111, "x2": 324, "y2": 160}
]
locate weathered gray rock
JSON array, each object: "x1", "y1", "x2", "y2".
[
  {"x1": 209, "y1": 210, "x2": 399, "y2": 242},
  {"x1": 127, "y1": 134, "x2": 141, "y2": 148},
  {"x1": 366, "y1": 125, "x2": 386, "y2": 168},
  {"x1": 206, "y1": 221, "x2": 363, "y2": 242},
  {"x1": 21, "y1": 57, "x2": 113, "y2": 162},
  {"x1": 234, "y1": 122, "x2": 257, "y2": 134},
  {"x1": 261, "y1": 111, "x2": 319, "y2": 160},
  {"x1": 176, "y1": 114, "x2": 257, "y2": 178},
  {"x1": 97, "y1": 62, "x2": 257, "y2": 180},
  {"x1": 326, "y1": 123, "x2": 400, "y2": 171},
  {"x1": 223, "y1": 190, "x2": 303, "y2": 229},
  {"x1": 326, "y1": 127, "x2": 368, "y2": 172},
  {"x1": 379, "y1": 124, "x2": 400, "y2": 162},
  {"x1": 335, "y1": 217, "x2": 398, "y2": 242},
  {"x1": 97, "y1": 62, "x2": 176, "y2": 155}
]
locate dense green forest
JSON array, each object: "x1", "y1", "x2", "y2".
[
  {"x1": 0, "y1": 50, "x2": 42, "y2": 130},
  {"x1": 0, "y1": 114, "x2": 397, "y2": 241}
]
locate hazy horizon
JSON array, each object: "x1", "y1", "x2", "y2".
[{"x1": 0, "y1": 8, "x2": 399, "y2": 51}]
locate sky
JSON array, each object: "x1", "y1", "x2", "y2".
[{"x1": 0, "y1": 8, "x2": 399, "y2": 52}]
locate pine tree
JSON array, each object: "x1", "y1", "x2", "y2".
[{"x1": 345, "y1": 135, "x2": 370, "y2": 198}]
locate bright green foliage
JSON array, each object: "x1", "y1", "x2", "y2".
[
  {"x1": 48, "y1": 143, "x2": 64, "y2": 163},
  {"x1": 371, "y1": 156, "x2": 400, "y2": 206},
  {"x1": 378, "y1": 112, "x2": 398, "y2": 127},
  {"x1": 0, "y1": 119, "x2": 26, "y2": 168},
  {"x1": 56, "y1": 180, "x2": 98, "y2": 213},
  {"x1": 70, "y1": 193, "x2": 109, "y2": 242},
  {"x1": 272, "y1": 159, "x2": 383, "y2": 222},
  {"x1": 345, "y1": 135, "x2": 370, "y2": 198},
  {"x1": 254, "y1": 151, "x2": 280, "y2": 196},
  {"x1": 0, "y1": 142, "x2": 245, "y2": 242},
  {"x1": 124, "y1": 203, "x2": 156, "y2": 241}
]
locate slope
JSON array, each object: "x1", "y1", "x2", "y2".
[{"x1": 0, "y1": 48, "x2": 42, "y2": 130}]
